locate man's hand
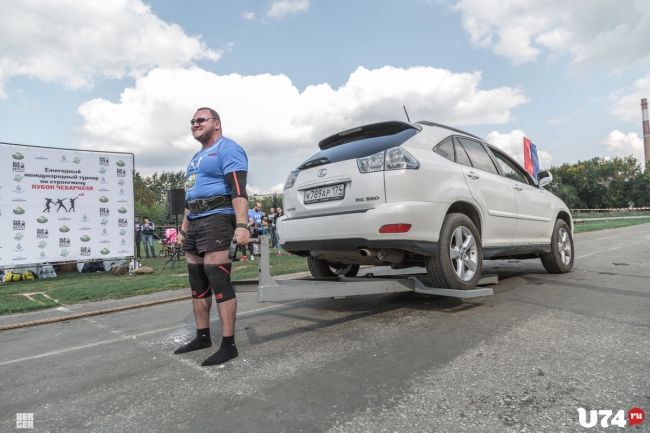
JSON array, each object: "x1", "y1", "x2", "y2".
[
  {"x1": 234, "y1": 227, "x2": 250, "y2": 245},
  {"x1": 175, "y1": 234, "x2": 185, "y2": 248}
]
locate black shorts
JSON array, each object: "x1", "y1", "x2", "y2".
[{"x1": 182, "y1": 213, "x2": 236, "y2": 256}]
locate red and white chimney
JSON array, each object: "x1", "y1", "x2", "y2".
[{"x1": 642, "y1": 98, "x2": 650, "y2": 167}]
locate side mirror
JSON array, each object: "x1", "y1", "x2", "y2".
[{"x1": 537, "y1": 170, "x2": 553, "y2": 186}]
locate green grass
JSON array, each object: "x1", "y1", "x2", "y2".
[
  {"x1": 573, "y1": 218, "x2": 650, "y2": 233},
  {"x1": 0, "y1": 248, "x2": 307, "y2": 315},
  {"x1": 572, "y1": 210, "x2": 650, "y2": 219}
]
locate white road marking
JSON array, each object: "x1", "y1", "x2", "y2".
[
  {"x1": 0, "y1": 302, "x2": 294, "y2": 367},
  {"x1": 576, "y1": 238, "x2": 648, "y2": 259}
]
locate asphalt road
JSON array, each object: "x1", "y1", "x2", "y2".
[{"x1": 1, "y1": 224, "x2": 649, "y2": 432}]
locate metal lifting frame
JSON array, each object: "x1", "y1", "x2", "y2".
[{"x1": 253, "y1": 235, "x2": 495, "y2": 303}]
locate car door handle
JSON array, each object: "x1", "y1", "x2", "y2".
[
  {"x1": 467, "y1": 172, "x2": 480, "y2": 179},
  {"x1": 514, "y1": 185, "x2": 523, "y2": 191}
]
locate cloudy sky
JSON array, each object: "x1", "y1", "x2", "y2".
[{"x1": 1, "y1": 0, "x2": 649, "y2": 194}]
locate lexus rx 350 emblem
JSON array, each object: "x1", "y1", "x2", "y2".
[{"x1": 317, "y1": 169, "x2": 327, "y2": 177}]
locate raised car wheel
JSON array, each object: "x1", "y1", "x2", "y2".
[
  {"x1": 540, "y1": 219, "x2": 574, "y2": 274},
  {"x1": 425, "y1": 213, "x2": 483, "y2": 290},
  {"x1": 307, "y1": 256, "x2": 360, "y2": 278}
]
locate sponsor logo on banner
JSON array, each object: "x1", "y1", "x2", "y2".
[
  {"x1": 59, "y1": 238, "x2": 70, "y2": 247},
  {"x1": 80, "y1": 234, "x2": 91, "y2": 242},
  {"x1": 14, "y1": 244, "x2": 25, "y2": 252},
  {"x1": 98, "y1": 188, "x2": 109, "y2": 192},
  {"x1": 80, "y1": 215, "x2": 90, "y2": 222},
  {"x1": 58, "y1": 216, "x2": 71, "y2": 221},
  {"x1": 118, "y1": 179, "x2": 125, "y2": 186},
  {"x1": 118, "y1": 188, "x2": 126, "y2": 195},
  {"x1": 99, "y1": 167, "x2": 107, "y2": 174},
  {"x1": 99, "y1": 196, "x2": 109, "y2": 203},
  {"x1": 14, "y1": 185, "x2": 24, "y2": 194},
  {"x1": 37, "y1": 229, "x2": 49, "y2": 239},
  {"x1": 36, "y1": 216, "x2": 48, "y2": 224},
  {"x1": 118, "y1": 207, "x2": 127, "y2": 214},
  {"x1": 120, "y1": 238, "x2": 127, "y2": 246},
  {"x1": 100, "y1": 218, "x2": 109, "y2": 226},
  {"x1": 13, "y1": 207, "x2": 25, "y2": 215},
  {"x1": 116, "y1": 160, "x2": 125, "y2": 167},
  {"x1": 118, "y1": 218, "x2": 128, "y2": 227},
  {"x1": 80, "y1": 246, "x2": 91, "y2": 256},
  {"x1": 38, "y1": 251, "x2": 48, "y2": 260},
  {"x1": 14, "y1": 232, "x2": 24, "y2": 240},
  {"x1": 73, "y1": 157, "x2": 81, "y2": 164},
  {"x1": 12, "y1": 152, "x2": 25, "y2": 160},
  {"x1": 117, "y1": 199, "x2": 128, "y2": 203},
  {"x1": 99, "y1": 176, "x2": 108, "y2": 184},
  {"x1": 99, "y1": 240, "x2": 111, "y2": 244},
  {"x1": 13, "y1": 220, "x2": 26, "y2": 230},
  {"x1": 101, "y1": 228, "x2": 109, "y2": 236},
  {"x1": 60, "y1": 249, "x2": 70, "y2": 257},
  {"x1": 38, "y1": 241, "x2": 47, "y2": 249},
  {"x1": 100, "y1": 156, "x2": 109, "y2": 166},
  {"x1": 60, "y1": 155, "x2": 69, "y2": 163},
  {"x1": 12, "y1": 198, "x2": 26, "y2": 202},
  {"x1": 118, "y1": 249, "x2": 130, "y2": 254},
  {"x1": 35, "y1": 155, "x2": 48, "y2": 160},
  {"x1": 13, "y1": 256, "x2": 27, "y2": 261},
  {"x1": 79, "y1": 226, "x2": 92, "y2": 231},
  {"x1": 117, "y1": 168, "x2": 126, "y2": 177},
  {"x1": 100, "y1": 248, "x2": 110, "y2": 255},
  {"x1": 14, "y1": 174, "x2": 24, "y2": 182},
  {"x1": 100, "y1": 207, "x2": 109, "y2": 217},
  {"x1": 13, "y1": 161, "x2": 25, "y2": 172},
  {"x1": 119, "y1": 229, "x2": 127, "y2": 236},
  {"x1": 59, "y1": 225, "x2": 70, "y2": 233}
]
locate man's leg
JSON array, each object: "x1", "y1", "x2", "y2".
[
  {"x1": 173, "y1": 252, "x2": 213, "y2": 354},
  {"x1": 201, "y1": 249, "x2": 238, "y2": 366}
]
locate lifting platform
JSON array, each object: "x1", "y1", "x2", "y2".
[{"x1": 246, "y1": 236, "x2": 496, "y2": 303}]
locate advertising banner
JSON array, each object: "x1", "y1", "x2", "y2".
[{"x1": 0, "y1": 143, "x2": 135, "y2": 269}]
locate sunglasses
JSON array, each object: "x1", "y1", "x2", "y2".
[{"x1": 190, "y1": 117, "x2": 217, "y2": 126}]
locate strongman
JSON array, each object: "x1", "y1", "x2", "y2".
[{"x1": 174, "y1": 107, "x2": 250, "y2": 366}]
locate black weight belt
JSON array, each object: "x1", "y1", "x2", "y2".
[{"x1": 187, "y1": 196, "x2": 233, "y2": 214}]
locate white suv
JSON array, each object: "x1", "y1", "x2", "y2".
[{"x1": 277, "y1": 121, "x2": 574, "y2": 290}]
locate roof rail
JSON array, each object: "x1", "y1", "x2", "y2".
[{"x1": 415, "y1": 121, "x2": 482, "y2": 140}]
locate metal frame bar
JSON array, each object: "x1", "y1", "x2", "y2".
[{"x1": 253, "y1": 235, "x2": 495, "y2": 302}]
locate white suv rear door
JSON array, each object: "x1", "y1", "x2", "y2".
[{"x1": 455, "y1": 137, "x2": 517, "y2": 248}]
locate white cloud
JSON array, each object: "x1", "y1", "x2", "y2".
[
  {"x1": 0, "y1": 0, "x2": 220, "y2": 98},
  {"x1": 453, "y1": 0, "x2": 650, "y2": 72},
  {"x1": 242, "y1": 11, "x2": 256, "y2": 20},
  {"x1": 267, "y1": 0, "x2": 309, "y2": 19},
  {"x1": 610, "y1": 72, "x2": 650, "y2": 123},
  {"x1": 485, "y1": 130, "x2": 553, "y2": 169},
  {"x1": 601, "y1": 130, "x2": 645, "y2": 161},
  {"x1": 76, "y1": 65, "x2": 527, "y2": 188}
]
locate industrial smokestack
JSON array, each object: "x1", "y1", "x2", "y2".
[{"x1": 642, "y1": 98, "x2": 650, "y2": 167}]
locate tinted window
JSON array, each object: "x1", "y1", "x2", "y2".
[
  {"x1": 456, "y1": 138, "x2": 498, "y2": 174},
  {"x1": 434, "y1": 137, "x2": 454, "y2": 162},
  {"x1": 299, "y1": 128, "x2": 418, "y2": 170},
  {"x1": 454, "y1": 140, "x2": 472, "y2": 167},
  {"x1": 493, "y1": 152, "x2": 529, "y2": 184}
]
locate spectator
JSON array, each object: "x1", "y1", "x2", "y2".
[
  {"x1": 134, "y1": 216, "x2": 143, "y2": 258},
  {"x1": 268, "y1": 207, "x2": 277, "y2": 246},
  {"x1": 141, "y1": 216, "x2": 156, "y2": 258},
  {"x1": 273, "y1": 207, "x2": 290, "y2": 256}
]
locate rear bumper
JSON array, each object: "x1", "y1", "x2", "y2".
[{"x1": 277, "y1": 201, "x2": 448, "y2": 256}]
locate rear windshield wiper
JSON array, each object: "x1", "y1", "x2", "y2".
[{"x1": 299, "y1": 157, "x2": 330, "y2": 170}]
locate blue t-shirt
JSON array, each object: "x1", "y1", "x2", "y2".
[
  {"x1": 185, "y1": 137, "x2": 248, "y2": 219},
  {"x1": 248, "y1": 209, "x2": 264, "y2": 226}
]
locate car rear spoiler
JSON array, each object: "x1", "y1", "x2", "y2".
[{"x1": 318, "y1": 121, "x2": 422, "y2": 150}]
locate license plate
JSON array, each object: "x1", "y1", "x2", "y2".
[{"x1": 304, "y1": 184, "x2": 345, "y2": 204}]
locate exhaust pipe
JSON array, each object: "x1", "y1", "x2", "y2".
[
  {"x1": 377, "y1": 248, "x2": 405, "y2": 263},
  {"x1": 358, "y1": 249, "x2": 379, "y2": 258}
]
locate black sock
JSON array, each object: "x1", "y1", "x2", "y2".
[
  {"x1": 173, "y1": 328, "x2": 212, "y2": 354},
  {"x1": 201, "y1": 335, "x2": 238, "y2": 366}
]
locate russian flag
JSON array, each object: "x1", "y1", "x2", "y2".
[{"x1": 523, "y1": 137, "x2": 540, "y2": 178}]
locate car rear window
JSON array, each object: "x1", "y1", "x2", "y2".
[{"x1": 299, "y1": 126, "x2": 418, "y2": 170}]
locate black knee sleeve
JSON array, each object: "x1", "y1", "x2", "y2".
[
  {"x1": 204, "y1": 263, "x2": 236, "y2": 303},
  {"x1": 188, "y1": 264, "x2": 212, "y2": 299}
]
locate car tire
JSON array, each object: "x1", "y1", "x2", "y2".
[
  {"x1": 540, "y1": 219, "x2": 574, "y2": 274},
  {"x1": 425, "y1": 213, "x2": 483, "y2": 290},
  {"x1": 307, "y1": 256, "x2": 360, "y2": 278}
]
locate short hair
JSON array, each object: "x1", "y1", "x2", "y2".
[
  {"x1": 143, "y1": 216, "x2": 150, "y2": 221},
  {"x1": 196, "y1": 107, "x2": 220, "y2": 122}
]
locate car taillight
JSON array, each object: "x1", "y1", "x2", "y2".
[
  {"x1": 283, "y1": 170, "x2": 299, "y2": 190},
  {"x1": 379, "y1": 224, "x2": 412, "y2": 233},
  {"x1": 357, "y1": 147, "x2": 419, "y2": 173}
]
